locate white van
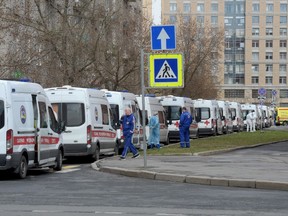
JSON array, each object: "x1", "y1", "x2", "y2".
[
  {"x1": 136, "y1": 95, "x2": 169, "y2": 144},
  {"x1": 217, "y1": 100, "x2": 233, "y2": 134},
  {"x1": 229, "y1": 102, "x2": 244, "y2": 132},
  {"x1": 159, "y1": 95, "x2": 199, "y2": 142},
  {"x1": 261, "y1": 105, "x2": 271, "y2": 128},
  {"x1": 101, "y1": 90, "x2": 144, "y2": 153},
  {"x1": 45, "y1": 86, "x2": 117, "y2": 159},
  {"x1": 0, "y1": 80, "x2": 64, "y2": 179},
  {"x1": 194, "y1": 99, "x2": 223, "y2": 136},
  {"x1": 241, "y1": 103, "x2": 260, "y2": 130}
]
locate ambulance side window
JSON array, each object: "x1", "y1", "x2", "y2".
[
  {"x1": 39, "y1": 102, "x2": 48, "y2": 128},
  {"x1": 48, "y1": 107, "x2": 58, "y2": 132},
  {"x1": 0, "y1": 100, "x2": 4, "y2": 129},
  {"x1": 101, "y1": 104, "x2": 109, "y2": 125}
]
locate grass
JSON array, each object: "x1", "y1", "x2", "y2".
[{"x1": 146, "y1": 131, "x2": 288, "y2": 156}]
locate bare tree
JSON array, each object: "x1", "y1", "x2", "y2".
[{"x1": 0, "y1": 0, "x2": 143, "y2": 91}]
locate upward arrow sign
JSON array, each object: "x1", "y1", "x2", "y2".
[{"x1": 157, "y1": 28, "x2": 170, "y2": 50}]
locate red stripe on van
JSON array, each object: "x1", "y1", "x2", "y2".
[
  {"x1": 92, "y1": 130, "x2": 116, "y2": 138},
  {"x1": 14, "y1": 136, "x2": 59, "y2": 145}
]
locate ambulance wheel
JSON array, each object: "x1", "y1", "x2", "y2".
[
  {"x1": 17, "y1": 155, "x2": 28, "y2": 179},
  {"x1": 164, "y1": 136, "x2": 170, "y2": 145},
  {"x1": 93, "y1": 144, "x2": 100, "y2": 161},
  {"x1": 54, "y1": 150, "x2": 63, "y2": 171}
]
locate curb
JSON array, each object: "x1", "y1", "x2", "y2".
[{"x1": 92, "y1": 160, "x2": 288, "y2": 191}]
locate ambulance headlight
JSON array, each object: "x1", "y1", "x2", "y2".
[{"x1": 6, "y1": 155, "x2": 12, "y2": 160}]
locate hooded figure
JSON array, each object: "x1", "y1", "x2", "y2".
[
  {"x1": 246, "y1": 111, "x2": 252, "y2": 132},
  {"x1": 148, "y1": 111, "x2": 160, "y2": 149}
]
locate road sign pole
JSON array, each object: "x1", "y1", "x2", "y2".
[{"x1": 141, "y1": 48, "x2": 147, "y2": 168}]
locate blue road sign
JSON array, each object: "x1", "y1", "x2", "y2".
[
  {"x1": 258, "y1": 88, "x2": 266, "y2": 95},
  {"x1": 272, "y1": 89, "x2": 277, "y2": 96},
  {"x1": 151, "y1": 25, "x2": 176, "y2": 50},
  {"x1": 149, "y1": 54, "x2": 183, "y2": 88}
]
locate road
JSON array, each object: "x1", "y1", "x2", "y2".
[{"x1": 0, "y1": 153, "x2": 288, "y2": 216}]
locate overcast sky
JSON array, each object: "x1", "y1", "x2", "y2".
[{"x1": 152, "y1": 0, "x2": 161, "y2": 25}]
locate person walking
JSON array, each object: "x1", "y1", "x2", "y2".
[
  {"x1": 246, "y1": 111, "x2": 252, "y2": 132},
  {"x1": 250, "y1": 110, "x2": 256, "y2": 132},
  {"x1": 119, "y1": 107, "x2": 139, "y2": 160},
  {"x1": 148, "y1": 112, "x2": 161, "y2": 149},
  {"x1": 179, "y1": 107, "x2": 193, "y2": 148}
]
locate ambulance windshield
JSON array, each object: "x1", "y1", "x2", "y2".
[
  {"x1": 164, "y1": 106, "x2": 181, "y2": 121},
  {"x1": 0, "y1": 100, "x2": 4, "y2": 129}
]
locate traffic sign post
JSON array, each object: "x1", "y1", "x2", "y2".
[
  {"x1": 258, "y1": 88, "x2": 266, "y2": 133},
  {"x1": 151, "y1": 25, "x2": 176, "y2": 50},
  {"x1": 149, "y1": 54, "x2": 183, "y2": 88}
]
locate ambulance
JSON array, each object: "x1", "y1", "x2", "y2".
[
  {"x1": 241, "y1": 103, "x2": 260, "y2": 130},
  {"x1": 101, "y1": 90, "x2": 144, "y2": 153},
  {"x1": 158, "y1": 95, "x2": 199, "y2": 142},
  {"x1": 136, "y1": 95, "x2": 169, "y2": 144},
  {"x1": 228, "y1": 102, "x2": 244, "y2": 132},
  {"x1": 0, "y1": 80, "x2": 64, "y2": 179},
  {"x1": 217, "y1": 100, "x2": 233, "y2": 134},
  {"x1": 261, "y1": 105, "x2": 271, "y2": 127},
  {"x1": 194, "y1": 99, "x2": 223, "y2": 136},
  {"x1": 45, "y1": 86, "x2": 117, "y2": 159},
  {"x1": 275, "y1": 107, "x2": 288, "y2": 125}
]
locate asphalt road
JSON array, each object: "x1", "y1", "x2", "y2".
[{"x1": 0, "y1": 154, "x2": 288, "y2": 216}]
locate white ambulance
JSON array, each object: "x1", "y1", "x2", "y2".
[
  {"x1": 194, "y1": 99, "x2": 223, "y2": 136},
  {"x1": 261, "y1": 105, "x2": 271, "y2": 128},
  {"x1": 217, "y1": 100, "x2": 233, "y2": 134},
  {"x1": 136, "y1": 95, "x2": 169, "y2": 144},
  {"x1": 101, "y1": 90, "x2": 144, "y2": 153},
  {"x1": 228, "y1": 102, "x2": 244, "y2": 132},
  {"x1": 158, "y1": 95, "x2": 199, "y2": 142},
  {"x1": 241, "y1": 103, "x2": 260, "y2": 130},
  {"x1": 0, "y1": 80, "x2": 64, "y2": 179},
  {"x1": 45, "y1": 86, "x2": 117, "y2": 159}
]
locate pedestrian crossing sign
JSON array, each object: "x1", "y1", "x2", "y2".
[{"x1": 149, "y1": 54, "x2": 183, "y2": 88}]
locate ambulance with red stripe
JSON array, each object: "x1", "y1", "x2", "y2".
[
  {"x1": 194, "y1": 99, "x2": 223, "y2": 136},
  {"x1": 136, "y1": 95, "x2": 169, "y2": 145},
  {"x1": 229, "y1": 102, "x2": 244, "y2": 132},
  {"x1": 217, "y1": 100, "x2": 233, "y2": 134},
  {"x1": 101, "y1": 90, "x2": 144, "y2": 154},
  {"x1": 158, "y1": 95, "x2": 199, "y2": 142},
  {"x1": 0, "y1": 80, "x2": 64, "y2": 179},
  {"x1": 45, "y1": 86, "x2": 117, "y2": 160}
]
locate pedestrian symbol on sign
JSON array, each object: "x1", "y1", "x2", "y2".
[{"x1": 156, "y1": 61, "x2": 176, "y2": 79}]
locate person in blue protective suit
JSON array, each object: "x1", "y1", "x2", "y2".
[
  {"x1": 179, "y1": 107, "x2": 193, "y2": 148},
  {"x1": 120, "y1": 107, "x2": 139, "y2": 160},
  {"x1": 148, "y1": 112, "x2": 161, "y2": 149}
]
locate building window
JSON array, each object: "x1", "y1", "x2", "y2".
[
  {"x1": 265, "y1": 76, "x2": 273, "y2": 84},
  {"x1": 170, "y1": 3, "x2": 177, "y2": 12},
  {"x1": 280, "y1": 64, "x2": 287, "y2": 73},
  {"x1": 236, "y1": 39, "x2": 245, "y2": 49},
  {"x1": 252, "y1": 3, "x2": 259, "y2": 12},
  {"x1": 280, "y1": 40, "x2": 287, "y2": 48},
  {"x1": 235, "y1": 64, "x2": 244, "y2": 72},
  {"x1": 252, "y1": 64, "x2": 259, "y2": 73},
  {"x1": 224, "y1": 90, "x2": 245, "y2": 98},
  {"x1": 169, "y1": 15, "x2": 176, "y2": 24},
  {"x1": 266, "y1": 4, "x2": 274, "y2": 12},
  {"x1": 225, "y1": 54, "x2": 233, "y2": 61},
  {"x1": 280, "y1": 52, "x2": 287, "y2": 60},
  {"x1": 252, "y1": 40, "x2": 259, "y2": 48},
  {"x1": 211, "y1": 3, "x2": 218, "y2": 12},
  {"x1": 236, "y1": 29, "x2": 245, "y2": 37},
  {"x1": 183, "y1": 16, "x2": 190, "y2": 23},
  {"x1": 265, "y1": 52, "x2": 273, "y2": 60},
  {"x1": 225, "y1": 3, "x2": 234, "y2": 13},
  {"x1": 225, "y1": 64, "x2": 233, "y2": 73},
  {"x1": 280, "y1": 90, "x2": 288, "y2": 98},
  {"x1": 251, "y1": 76, "x2": 259, "y2": 84},
  {"x1": 183, "y1": 3, "x2": 191, "y2": 13},
  {"x1": 280, "y1": 28, "x2": 287, "y2": 36},
  {"x1": 252, "y1": 28, "x2": 259, "y2": 36},
  {"x1": 280, "y1": 16, "x2": 287, "y2": 24},
  {"x1": 225, "y1": 40, "x2": 233, "y2": 49},
  {"x1": 211, "y1": 16, "x2": 218, "y2": 24},
  {"x1": 252, "y1": 16, "x2": 259, "y2": 24},
  {"x1": 266, "y1": 16, "x2": 273, "y2": 24},
  {"x1": 266, "y1": 40, "x2": 273, "y2": 48},
  {"x1": 197, "y1": 16, "x2": 204, "y2": 24},
  {"x1": 225, "y1": 17, "x2": 233, "y2": 25},
  {"x1": 280, "y1": 76, "x2": 287, "y2": 84},
  {"x1": 252, "y1": 52, "x2": 259, "y2": 61},
  {"x1": 266, "y1": 64, "x2": 273, "y2": 72},
  {"x1": 236, "y1": 3, "x2": 244, "y2": 13},
  {"x1": 197, "y1": 3, "x2": 204, "y2": 12},
  {"x1": 280, "y1": 4, "x2": 287, "y2": 13},
  {"x1": 266, "y1": 28, "x2": 273, "y2": 36},
  {"x1": 236, "y1": 18, "x2": 245, "y2": 25}
]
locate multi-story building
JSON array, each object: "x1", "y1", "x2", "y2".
[{"x1": 161, "y1": 0, "x2": 288, "y2": 106}]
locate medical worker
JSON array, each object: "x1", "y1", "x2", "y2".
[
  {"x1": 120, "y1": 107, "x2": 139, "y2": 160},
  {"x1": 250, "y1": 110, "x2": 256, "y2": 132},
  {"x1": 148, "y1": 112, "x2": 161, "y2": 149},
  {"x1": 246, "y1": 111, "x2": 252, "y2": 132},
  {"x1": 179, "y1": 107, "x2": 193, "y2": 148}
]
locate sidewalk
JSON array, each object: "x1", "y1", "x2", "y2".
[{"x1": 93, "y1": 141, "x2": 288, "y2": 191}]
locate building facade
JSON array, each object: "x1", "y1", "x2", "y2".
[{"x1": 161, "y1": 0, "x2": 288, "y2": 106}]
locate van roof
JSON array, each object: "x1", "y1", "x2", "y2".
[
  {"x1": 0, "y1": 80, "x2": 45, "y2": 95},
  {"x1": 101, "y1": 90, "x2": 136, "y2": 101},
  {"x1": 45, "y1": 86, "x2": 105, "y2": 98}
]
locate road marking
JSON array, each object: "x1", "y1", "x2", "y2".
[
  {"x1": 63, "y1": 165, "x2": 80, "y2": 169},
  {"x1": 56, "y1": 168, "x2": 81, "y2": 174}
]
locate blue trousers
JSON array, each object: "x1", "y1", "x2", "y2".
[
  {"x1": 121, "y1": 133, "x2": 138, "y2": 158},
  {"x1": 180, "y1": 126, "x2": 190, "y2": 148}
]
